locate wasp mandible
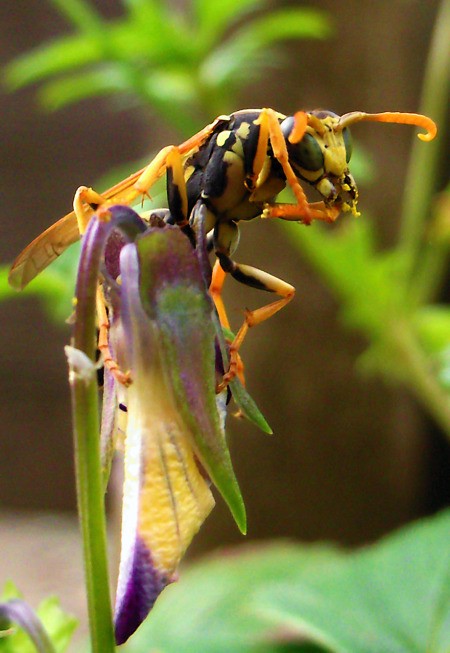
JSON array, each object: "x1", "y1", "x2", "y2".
[{"x1": 9, "y1": 108, "x2": 436, "y2": 377}]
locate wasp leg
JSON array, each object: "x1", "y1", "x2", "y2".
[
  {"x1": 133, "y1": 116, "x2": 227, "y2": 199},
  {"x1": 96, "y1": 287, "x2": 132, "y2": 387},
  {"x1": 253, "y1": 109, "x2": 338, "y2": 224},
  {"x1": 73, "y1": 186, "x2": 109, "y2": 234},
  {"x1": 210, "y1": 260, "x2": 246, "y2": 390},
  {"x1": 209, "y1": 260, "x2": 231, "y2": 330},
  {"x1": 215, "y1": 251, "x2": 295, "y2": 391},
  {"x1": 264, "y1": 201, "x2": 341, "y2": 223}
]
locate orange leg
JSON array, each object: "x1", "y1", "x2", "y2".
[
  {"x1": 96, "y1": 287, "x2": 132, "y2": 387},
  {"x1": 133, "y1": 116, "x2": 226, "y2": 198},
  {"x1": 214, "y1": 255, "x2": 295, "y2": 392},
  {"x1": 73, "y1": 186, "x2": 109, "y2": 234},
  {"x1": 254, "y1": 109, "x2": 339, "y2": 224},
  {"x1": 209, "y1": 260, "x2": 231, "y2": 330},
  {"x1": 209, "y1": 260, "x2": 246, "y2": 389}
]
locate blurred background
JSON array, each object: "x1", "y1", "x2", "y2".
[{"x1": 0, "y1": 0, "x2": 448, "y2": 637}]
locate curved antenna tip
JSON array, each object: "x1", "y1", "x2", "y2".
[{"x1": 338, "y1": 111, "x2": 437, "y2": 142}]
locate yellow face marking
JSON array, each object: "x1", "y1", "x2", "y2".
[{"x1": 306, "y1": 115, "x2": 348, "y2": 178}]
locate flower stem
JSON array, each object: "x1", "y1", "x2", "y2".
[
  {"x1": 70, "y1": 376, "x2": 115, "y2": 653},
  {"x1": 68, "y1": 217, "x2": 116, "y2": 653}
]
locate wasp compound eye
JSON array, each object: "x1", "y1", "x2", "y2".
[
  {"x1": 342, "y1": 127, "x2": 353, "y2": 163},
  {"x1": 291, "y1": 134, "x2": 325, "y2": 172},
  {"x1": 280, "y1": 117, "x2": 324, "y2": 172}
]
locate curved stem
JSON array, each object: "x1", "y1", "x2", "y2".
[
  {"x1": 68, "y1": 206, "x2": 147, "y2": 651},
  {"x1": 399, "y1": 0, "x2": 450, "y2": 291},
  {"x1": 390, "y1": 319, "x2": 450, "y2": 441},
  {"x1": 68, "y1": 218, "x2": 116, "y2": 653}
]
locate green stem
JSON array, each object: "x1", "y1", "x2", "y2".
[
  {"x1": 68, "y1": 220, "x2": 116, "y2": 653},
  {"x1": 399, "y1": 0, "x2": 450, "y2": 290},
  {"x1": 69, "y1": 376, "x2": 115, "y2": 653},
  {"x1": 389, "y1": 320, "x2": 450, "y2": 441}
]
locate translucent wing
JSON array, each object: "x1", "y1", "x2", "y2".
[
  {"x1": 8, "y1": 167, "x2": 149, "y2": 290},
  {"x1": 8, "y1": 114, "x2": 231, "y2": 290},
  {"x1": 9, "y1": 212, "x2": 80, "y2": 290}
]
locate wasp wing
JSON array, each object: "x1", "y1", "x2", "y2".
[
  {"x1": 9, "y1": 115, "x2": 226, "y2": 291},
  {"x1": 9, "y1": 212, "x2": 80, "y2": 290},
  {"x1": 8, "y1": 167, "x2": 148, "y2": 290}
]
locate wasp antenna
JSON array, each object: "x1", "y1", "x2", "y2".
[
  {"x1": 288, "y1": 111, "x2": 308, "y2": 143},
  {"x1": 338, "y1": 111, "x2": 437, "y2": 142},
  {"x1": 306, "y1": 113, "x2": 326, "y2": 137}
]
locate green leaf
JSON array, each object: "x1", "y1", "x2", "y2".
[
  {"x1": 0, "y1": 242, "x2": 78, "y2": 324},
  {"x1": 35, "y1": 598, "x2": 77, "y2": 653},
  {"x1": 415, "y1": 305, "x2": 450, "y2": 355},
  {"x1": 124, "y1": 542, "x2": 337, "y2": 653},
  {"x1": 48, "y1": 0, "x2": 104, "y2": 34},
  {"x1": 254, "y1": 510, "x2": 450, "y2": 653},
  {"x1": 124, "y1": 511, "x2": 450, "y2": 653},
  {"x1": 0, "y1": 584, "x2": 77, "y2": 653},
  {"x1": 4, "y1": 38, "x2": 102, "y2": 91},
  {"x1": 192, "y1": 0, "x2": 262, "y2": 48},
  {"x1": 231, "y1": 8, "x2": 332, "y2": 45},
  {"x1": 37, "y1": 66, "x2": 132, "y2": 111},
  {"x1": 201, "y1": 8, "x2": 331, "y2": 90}
]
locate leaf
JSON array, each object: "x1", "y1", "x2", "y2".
[
  {"x1": 35, "y1": 598, "x2": 77, "y2": 653},
  {"x1": 124, "y1": 542, "x2": 337, "y2": 653},
  {"x1": 4, "y1": 37, "x2": 103, "y2": 90},
  {"x1": 201, "y1": 8, "x2": 331, "y2": 90},
  {"x1": 231, "y1": 8, "x2": 332, "y2": 45},
  {"x1": 1, "y1": 243, "x2": 79, "y2": 324},
  {"x1": 192, "y1": 0, "x2": 262, "y2": 48},
  {"x1": 123, "y1": 511, "x2": 450, "y2": 653},
  {"x1": 415, "y1": 305, "x2": 450, "y2": 355},
  {"x1": 0, "y1": 584, "x2": 77, "y2": 653},
  {"x1": 48, "y1": 0, "x2": 104, "y2": 34},
  {"x1": 255, "y1": 510, "x2": 450, "y2": 653},
  {"x1": 37, "y1": 66, "x2": 132, "y2": 111}
]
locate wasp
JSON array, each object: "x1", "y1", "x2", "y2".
[{"x1": 9, "y1": 108, "x2": 436, "y2": 383}]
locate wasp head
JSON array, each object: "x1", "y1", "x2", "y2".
[{"x1": 281, "y1": 110, "x2": 359, "y2": 215}]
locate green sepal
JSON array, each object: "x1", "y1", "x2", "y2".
[
  {"x1": 219, "y1": 326, "x2": 272, "y2": 434},
  {"x1": 228, "y1": 377, "x2": 272, "y2": 435},
  {"x1": 137, "y1": 228, "x2": 246, "y2": 533}
]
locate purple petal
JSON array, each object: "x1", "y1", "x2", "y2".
[{"x1": 114, "y1": 536, "x2": 171, "y2": 645}]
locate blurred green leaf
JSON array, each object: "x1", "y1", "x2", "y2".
[
  {"x1": 192, "y1": 0, "x2": 262, "y2": 48},
  {"x1": 1, "y1": 242, "x2": 79, "y2": 323},
  {"x1": 415, "y1": 305, "x2": 450, "y2": 355},
  {"x1": 201, "y1": 8, "x2": 331, "y2": 91},
  {"x1": 0, "y1": 583, "x2": 77, "y2": 653},
  {"x1": 4, "y1": 14, "x2": 193, "y2": 94},
  {"x1": 48, "y1": 0, "x2": 104, "y2": 33},
  {"x1": 415, "y1": 306, "x2": 450, "y2": 391},
  {"x1": 4, "y1": 38, "x2": 103, "y2": 90},
  {"x1": 125, "y1": 542, "x2": 337, "y2": 653},
  {"x1": 254, "y1": 510, "x2": 450, "y2": 653},
  {"x1": 34, "y1": 597, "x2": 77, "y2": 653},
  {"x1": 124, "y1": 510, "x2": 450, "y2": 653},
  {"x1": 231, "y1": 7, "x2": 332, "y2": 45},
  {"x1": 281, "y1": 218, "x2": 404, "y2": 335},
  {"x1": 37, "y1": 66, "x2": 131, "y2": 110}
]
